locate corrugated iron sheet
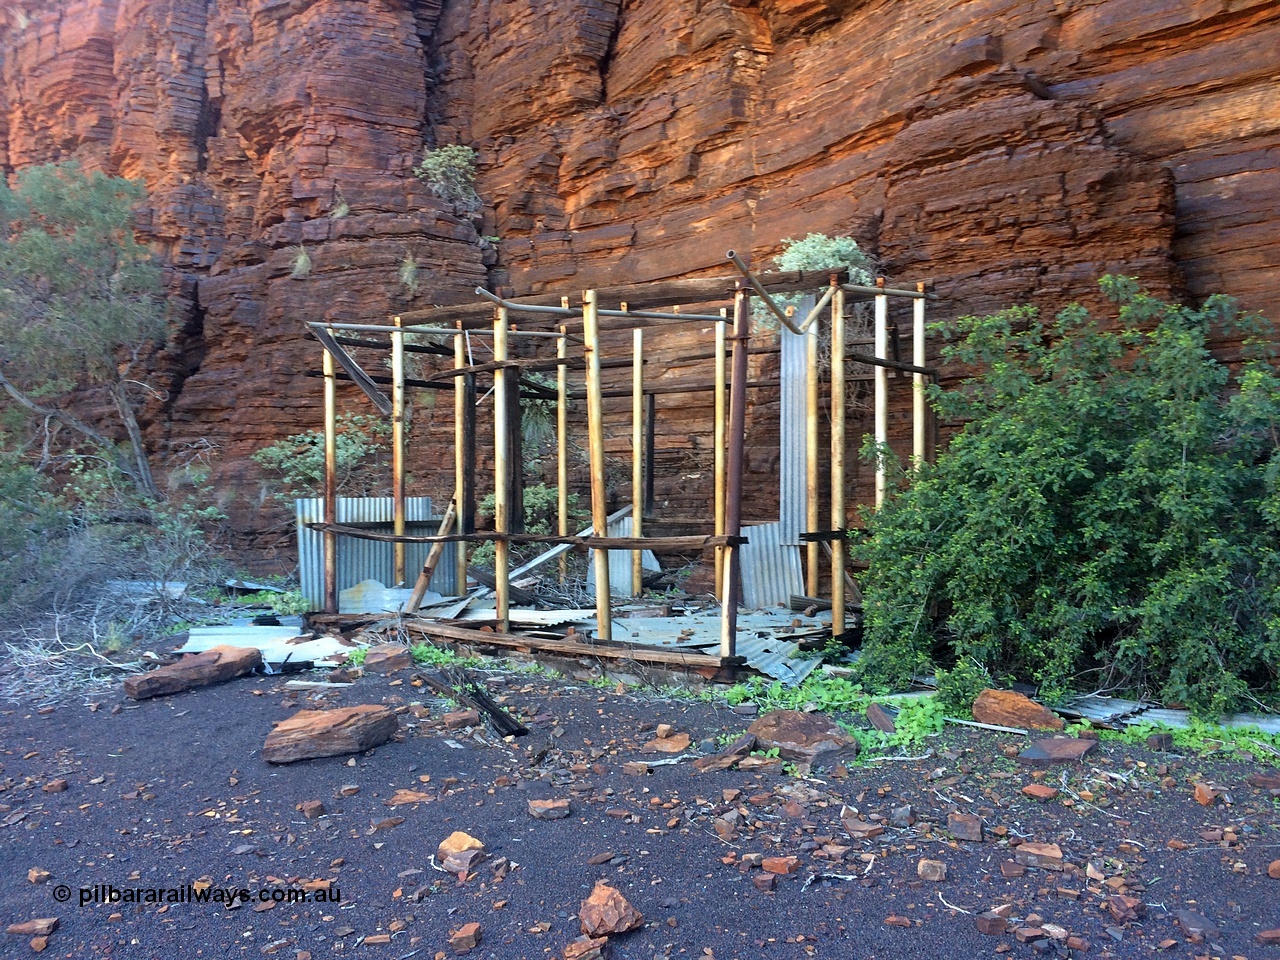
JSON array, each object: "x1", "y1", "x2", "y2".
[
  {"x1": 585, "y1": 514, "x2": 659, "y2": 599},
  {"x1": 740, "y1": 521, "x2": 804, "y2": 610},
  {"x1": 778, "y1": 300, "x2": 814, "y2": 546},
  {"x1": 296, "y1": 497, "x2": 457, "y2": 610}
]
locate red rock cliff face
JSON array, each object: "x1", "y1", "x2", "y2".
[{"x1": 2, "y1": 0, "x2": 1277, "y2": 566}]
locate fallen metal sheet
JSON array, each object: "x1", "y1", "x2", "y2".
[
  {"x1": 1055, "y1": 695, "x2": 1148, "y2": 724},
  {"x1": 586, "y1": 515, "x2": 660, "y2": 599},
  {"x1": 339, "y1": 579, "x2": 455, "y2": 615},
  {"x1": 608, "y1": 610, "x2": 829, "y2": 685},
  {"x1": 1121, "y1": 708, "x2": 1280, "y2": 735},
  {"x1": 223, "y1": 578, "x2": 285, "y2": 594},
  {"x1": 177, "y1": 624, "x2": 351, "y2": 665},
  {"x1": 459, "y1": 607, "x2": 596, "y2": 628}
]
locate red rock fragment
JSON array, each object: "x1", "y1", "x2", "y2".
[
  {"x1": 579, "y1": 881, "x2": 643, "y2": 936},
  {"x1": 5, "y1": 919, "x2": 58, "y2": 936},
  {"x1": 747, "y1": 710, "x2": 857, "y2": 766},
  {"x1": 917, "y1": 859, "x2": 947, "y2": 882},
  {"x1": 1016, "y1": 737, "x2": 1096, "y2": 766},
  {"x1": 1013, "y1": 842, "x2": 1064, "y2": 870},
  {"x1": 563, "y1": 936, "x2": 609, "y2": 960},
  {"x1": 362, "y1": 643, "x2": 412, "y2": 674},
  {"x1": 124, "y1": 645, "x2": 261, "y2": 700},
  {"x1": 443, "y1": 709, "x2": 481, "y2": 729},
  {"x1": 884, "y1": 916, "x2": 912, "y2": 928},
  {"x1": 1021, "y1": 783, "x2": 1059, "y2": 801},
  {"x1": 762, "y1": 856, "x2": 801, "y2": 876},
  {"x1": 1193, "y1": 782, "x2": 1217, "y2": 806},
  {"x1": 1256, "y1": 929, "x2": 1280, "y2": 945},
  {"x1": 1107, "y1": 895, "x2": 1146, "y2": 924},
  {"x1": 753, "y1": 873, "x2": 777, "y2": 891},
  {"x1": 297, "y1": 800, "x2": 326, "y2": 819},
  {"x1": 972, "y1": 689, "x2": 1063, "y2": 731},
  {"x1": 448, "y1": 921, "x2": 481, "y2": 954},
  {"x1": 866, "y1": 703, "x2": 897, "y2": 733},
  {"x1": 1268, "y1": 859, "x2": 1280, "y2": 879},
  {"x1": 1000, "y1": 860, "x2": 1026, "y2": 878},
  {"x1": 262, "y1": 705, "x2": 397, "y2": 763},
  {"x1": 528, "y1": 798, "x2": 571, "y2": 820},
  {"x1": 437, "y1": 832, "x2": 487, "y2": 874},
  {"x1": 975, "y1": 912, "x2": 1008, "y2": 936},
  {"x1": 41, "y1": 780, "x2": 67, "y2": 793},
  {"x1": 948, "y1": 811, "x2": 983, "y2": 841}
]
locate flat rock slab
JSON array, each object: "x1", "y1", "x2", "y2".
[
  {"x1": 1016, "y1": 737, "x2": 1097, "y2": 766},
  {"x1": 748, "y1": 710, "x2": 857, "y2": 765},
  {"x1": 124, "y1": 645, "x2": 261, "y2": 700},
  {"x1": 262, "y1": 705, "x2": 397, "y2": 763},
  {"x1": 973, "y1": 689, "x2": 1064, "y2": 731},
  {"x1": 866, "y1": 702, "x2": 897, "y2": 733}
]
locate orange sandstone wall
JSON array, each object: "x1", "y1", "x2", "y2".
[{"x1": 2, "y1": 0, "x2": 1277, "y2": 566}]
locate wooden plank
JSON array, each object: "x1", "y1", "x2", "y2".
[
  {"x1": 304, "y1": 522, "x2": 733, "y2": 552},
  {"x1": 394, "y1": 268, "x2": 851, "y2": 328},
  {"x1": 399, "y1": 620, "x2": 726, "y2": 670}
]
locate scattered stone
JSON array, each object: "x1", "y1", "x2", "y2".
[
  {"x1": 972, "y1": 689, "x2": 1063, "y2": 731},
  {"x1": 27, "y1": 868, "x2": 51, "y2": 884},
  {"x1": 1016, "y1": 737, "x2": 1096, "y2": 766},
  {"x1": 587, "y1": 852, "x2": 614, "y2": 865},
  {"x1": 621, "y1": 761, "x2": 651, "y2": 776},
  {"x1": 884, "y1": 916, "x2": 912, "y2": 928},
  {"x1": 262, "y1": 705, "x2": 397, "y2": 763},
  {"x1": 891, "y1": 805, "x2": 916, "y2": 827},
  {"x1": 1065, "y1": 937, "x2": 1089, "y2": 952},
  {"x1": 948, "y1": 811, "x2": 983, "y2": 841},
  {"x1": 448, "y1": 922, "x2": 482, "y2": 954},
  {"x1": 443, "y1": 709, "x2": 481, "y2": 729},
  {"x1": 5, "y1": 919, "x2": 58, "y2": 936},
  {"x1": 975, "y1": 912, "x2": 1008, "y2": 936},
  {"x1": 1014, "y1": 842, "x2": 1064, "y2": 870},
  {"x1": 297, "y1": 800, "x2": 326, "y2": 819},
  {"x1": 529, "y1": 798, "x2": 572, "y2": 820},
  {"x1": 1000, "y1": 861, "x2": 1026, "y2": 878},
  {"x1": 1021, "y1": 784, "x2": 1060, "y2": 801},
  {"x1": 917, "y1": 859, "x2": 947, "y2": 882},
  {"x1": 1256, "y1": 929, "x2": 1280, "y2": 945},
  {"x1": 563, "y1": 936, "x2": 610, "y2": 960},
  {"x1": 123, "y1": 645, "x2": 262, "y2": 700},
  {"x1": 1146, "y1": 732, "x2": 1174, "y2": 751},
  {"x1": 1193, "y1": 782, "x2": 1217, "y2": 806},
  {"x1": 1247, "y1": 772, "x2": 1280, "y2": 791},
  {"x1": 338, "y1": 784, "x2": 360, "y2": 797},
  {"x1": 655, "y1": 723, "x2": 674, "y2": 739},
  {"x1": 753, "y1": 873, "x2": 777, "y2": 891},
  {"x1": 731, "y1": 703, "x2": 759, "y2": 716},
  {"x1": 1268, "y1": 860, "x2": 1280, "y2": 879},
  {"x1": 641, "y1": 733, "x2": 691, "y2": 754},
  {"x1": 437, "y1": 832, "x2": 487, "y2": 874},
  {"x1": 385, "y1": 789, "x2": 432, "y2": 806},
  {"x1": 865, "y1": 703, "x2": 897, "y2": 734},
  {"x1": 362, "y1": 643, "x2": 412, "y2": 674},
  {"x1": 1015, "y1": 927, "x2": 1046, "y2": 943},
  {"x1": 579, "y1": 881, "x2": 643, "y2": 937},
  {"x1": 1174, "y1": 910, "x2": 1217, "y2": 939},
  {"x1": 747, "y1": 710, "x2": 857, "y2": 766},
  {"x1": 30, "y1": 936, "x2": 48, "y2": 953},
  {"x1": 1107, "y1": 895, "x2": 1146, "y2": 924},
  {"x1": 762, "y1": 856, "x2": 801, "y2": 875},
  {"x1": 1105, "y1": 926, "x2": 1125, "y2": 942},
  {"x1": 41, "y1": 779, "x2": 67, "y2": 794}
]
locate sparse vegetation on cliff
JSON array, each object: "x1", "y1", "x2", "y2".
[
  {"x1": 414, "y1": 144, "x2": 481, "y2": 214},
  {"x1": 852, "y1": 278, "x2": 1280, "y2": 717}
]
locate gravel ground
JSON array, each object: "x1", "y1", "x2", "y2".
[{"x1": 2, "y1": 663, "x2": 1279, "y2": 959}]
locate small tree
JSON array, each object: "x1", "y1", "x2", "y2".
[
  {"x1": 414, "y1": 144, "x2": 481, "y2": 214},
  {"x1": 0, "y1": 162, "x2": 166, "y2": 499}
]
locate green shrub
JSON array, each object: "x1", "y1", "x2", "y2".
[
  {"x1": 853, "y1": 277, "x2": 1280, "y2": 717},
  {"x1": 934, "y1": 658, "x2": 991, "y2": 714},
  {"x1": 414, "y1": 144, "x2": 481, "y2": 213},
  {"x1": 756, "y1": 233, "x2": 876, "y2": 330},
  {"x1": 252, "y1": 413, "x2": 390, "y2": 501},
  {"x1": 471, "y1": 483, "x2": 578, "y2": 567}
]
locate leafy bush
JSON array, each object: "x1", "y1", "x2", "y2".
[
  {"x1": 251, "y1": 413, "x2": 390, "y2": 501},
  {"x1": 414, "y1": 144, "x2": 481, "y2": 213},
  {"x1": 471, "y1": 483, "x2": 579, "y2": 567},
  {"x1": 934, "y1": 658, "x2": 991, "y2": 714},
  {"x1": 853, "y1": 278, "x2": 1280, "y2": 717},
  {"x1": 774, "y1": 233, "x2": 874, "y2": 284}
]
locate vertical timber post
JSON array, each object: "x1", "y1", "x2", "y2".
[
  {"x1": 493, "y1": 306, "x2": 510, "y2": 632},
  {"x1": 914, "y1": 281, "x2": 927, "y2": 470},
  {"x1": 805, "y1": 282, "x2": 825, "y2": 597},
  {"x1": 713, "y1": 309, "x2": 727, "y2": 600},
  {"x1": 631, "y1": 322, "x2": 644, "y2": 597},
  {"x1": 454, "y1": 325, "x2": 469, "y2": 595},
  {"x1": 719, "y1": 282, "x2": 749, "y2": 662},
  {"x1": 557, "y1": 307, "x2": 569, "y2": 584},
  {"x1": 830, "y1": 286, "x2": 846, "y2": 638},
  {"x1": 322, "y1": 341, "x2": 338, "y2": 614},
  {"x1": 583, "y1": 290, "x2": 612, "y2": 642},
  {"x1": 874, "y1": 277, "x2": 889, "y2": 508},
  {"x1": 391, "y1": 316, "x2": 406, "y2": 585}
]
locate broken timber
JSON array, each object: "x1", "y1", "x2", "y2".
[{"x1": 397, "y1": 620, "x2": 733, "y2": 680}]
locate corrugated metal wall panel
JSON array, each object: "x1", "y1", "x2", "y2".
[
  {"x1": 778, "y1": 296, "x2": 814, "y2": 546},
  {"x1": 296, "y1": 497, "x2": 457, "y2": 609},
  {"x1": 585, "y1": 514, "x2": 659, "y2": 598},
  {"x1": 740, "y1": 520, "x2": 804, "y2": 609}
]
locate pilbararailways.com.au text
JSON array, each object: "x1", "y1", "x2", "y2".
[{"x1": 68, "y1": 884, "x2": 342, "y2": 907}]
